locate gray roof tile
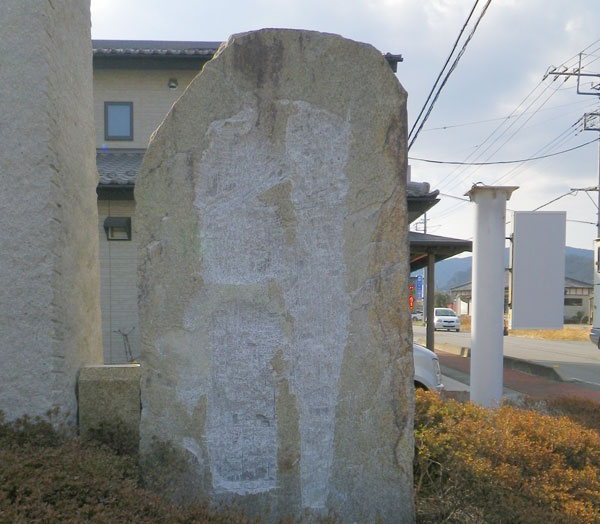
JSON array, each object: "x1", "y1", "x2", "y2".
[
  {"x1": 93, "y1": 40, "x2": 221, "y2": 58},
  {"x1": 96, "y1": 149, "x2": 144, "y2": 186}
]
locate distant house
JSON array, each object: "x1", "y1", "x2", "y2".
[
  {"x1": 563, "y1": 277, "x2": 593, "y2": 322},
  {"x1": 451, "y1": 273, "x2": 592, "y2": 323}
]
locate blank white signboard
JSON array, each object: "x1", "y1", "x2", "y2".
[{"x1": 510, "y1": 211, "x2": 566, "y2": 330}]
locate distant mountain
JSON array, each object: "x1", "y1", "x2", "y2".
[
  {"x1": 565, "y1": 251, "x2": 594, "y2": 284},
  {"x1": 433, "y1": 247, "x2": 593, "y2": 291}
]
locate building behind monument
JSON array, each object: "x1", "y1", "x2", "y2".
[{"x1": 93, "y1": 41, "x2": 219, "y2": 363}]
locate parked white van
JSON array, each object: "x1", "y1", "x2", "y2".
[{"x1": 413, "y1": 343, "x2": 444, "y2": 392}]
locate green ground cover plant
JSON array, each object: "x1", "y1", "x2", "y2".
[{"x1": 414, "y1": 390, "x2": 600, "y2": 523}]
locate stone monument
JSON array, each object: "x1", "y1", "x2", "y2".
[
  {"x1": 136, "y1": 29, "x2": 413, "y2": 522},
  {"x1": 0, "y1": 0, "x2": 102, "y2": 421}
]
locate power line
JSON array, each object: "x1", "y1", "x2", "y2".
[
  {"x1": 407, "y1": 0, "x2": 481, "y2": 143},
  {"x1": 427, "y1": 193, "x2": 597, "y2": 231},
  {"x1": 469, "y1": 79, "x2": 570, "y2": 165},
  {"x1": 408, "y1": 0, "x2": 493, "y2": 151},
  {"x1": 583, "y1": 188, "x2": 599, "y2": 210},
  {"x1": 421, "y1": 99, "x2": 595, "y2": 132},
  {"x1": 415, "y1": 40, "x2": 600, "y2": 230},
  {"x1": 437, "y1": 77, "x2": 570, "y2": 190},
  {"x1": 429, "y1": 130, "x2": 598, "y2": 223},
  {"x1": 434, "y1": 78, "x2": 550, "y2": 190},
  {"x1": 491, "y1": 118, "x2": 584, "y2": 185},
  {"x1": 408, "y1": 137, "x2": 598, "y2": 165},
  {"x1": 532, "y1": 190, "x2": 577, "y2": 211},
  {"x1": 568, "y1": 219, "x2": 596, "y2": 225},
  {"x1": 439, "y1": 192, "x2": 470, "y2": 202},
  {"x1": 434, "y1": 41, "x2": 600, "y2": 192}
]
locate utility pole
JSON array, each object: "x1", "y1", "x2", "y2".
[
  {"x1": 547, "y1": 55, "x2": 600, "y2": 326},
  {"x1": 418, "y1": 212, "x2": 436, "y2": 351},
  {"x1": 584, "y1": 114, "x2": 600, "y2": 326},
  {"x1": 582, "y1": 113, "x2": 600, "y2": 236}
]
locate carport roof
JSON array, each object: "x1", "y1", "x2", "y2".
[{"x1": 409, "y1": 231, "x2": 472, "y2": 272}]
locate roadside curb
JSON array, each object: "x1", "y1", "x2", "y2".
[
  {"x1": 434, "y1": 344, "x2": 563, "y2": 382},
  {"x1": 502, "y1": 356, "x2": 562, "y2": 382}
]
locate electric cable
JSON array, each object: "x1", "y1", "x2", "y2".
[
  {"x1": 434, "y1": 78, "x2": 550, "y2": 190},
  {"x1": 583, "y1": 189, "x2": 599, "y2": 210},
  {"x1": 414, "y1": 130, "x2": 592, "y2": 222},
  {"x1": 408, "y1": 0, "x2": 481, "y2": 143},
  {"x1": 532, "y1": 190, "x2": 577, "y2": 211},
  {"x1": 437, "y1": 77, "x2": 570, "y2": 191},
  {"x1": 408, "y1": 0, "x2": 493, "y2": 151},
  {"x1": 491, "y1": 118, "x2": 584, "y2": 185},
  {"x1": 421, "y1": 98, "x2": 595, "y2": 132},
  {"x1": 409, "y1": 136, "x2": 598, "y2": 165},
  {"x1": 417, "y1": 40, "x2": 600, "y2": 231},
  {"x1": 434, "y1": 41, "x2": 600, "y2": 191}
]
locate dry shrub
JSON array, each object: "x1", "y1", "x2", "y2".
[
  {"x1": 0, "y1": 408, "x2": 70, "y2": 448},
  {"x1": 454, "y1": 319, "x2": 590, "y2": 341},
  {"x1": 0, "y1": 440, "x2": 259, "y2": 523},
  {"x1": 0, "y1": 411, "x2": 340, "y2": 523},
  {"x1": 414, "y1": 390, "x2": 600, "y2": 524},
  {"x1": 0, "y1": 411, "x2": 258, "y2": 524},
  {"x1": 84, "y1": 418, "x2": 139, "y2": 457},
  {"x1": 517, "y1": 395, "x2": 600, "y2": 435},
  {"x1": 508, "y1": 325, "x2": 590, "y2": 341}
]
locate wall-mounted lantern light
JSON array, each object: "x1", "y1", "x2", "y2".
[
  {"x1": 104, "y1": 217, "x2": 132, "y2": 241},
  {"x1": 168, "y1": 78, "x2": 178, "y2": 89}
]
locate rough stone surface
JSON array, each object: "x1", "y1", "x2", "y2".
[
  {"x1": 0, "y1": 0, "x2": 102, "y2": 422},
  {"x1": 136, "y1": 29, "x2": 413, "y2": 522},
  {"x1": 78, "y1": 365, "x2": 141, "y2": 441}
]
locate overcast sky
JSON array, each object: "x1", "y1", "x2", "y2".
[{"x1": 91, "y1": 0, "x2": 600, "y2": 251}]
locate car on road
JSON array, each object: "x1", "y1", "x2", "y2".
[
  {"x1": 433, "y1": 307, "x2": 460, "y2": 332},
  {"x1": 590, "y1": 326, "x2": 600, "y2": 348},
  {"x1": 411, "y1": 311, "x2": 423, "y2": 321},
  {"x1": 413, "y1": 343, "x2": 444, "y2": 392}
]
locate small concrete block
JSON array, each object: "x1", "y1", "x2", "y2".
[{"x1": 78, "y1": 364, "x2": 141, "y2": 440}]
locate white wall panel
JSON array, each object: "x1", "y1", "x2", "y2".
[{"x1": 510, "y1": 211, "x2": 566, "y2": 329}]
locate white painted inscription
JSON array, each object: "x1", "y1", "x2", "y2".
[
  {"x1": 195, "y1": 101, "x2": 350, "y2": 504},
  {"x1": 205, "y1": 305, "x2": 281, "y2": 493},
  {"x1": 283, "y1": 102, "x2": 350, "y2": 508}
]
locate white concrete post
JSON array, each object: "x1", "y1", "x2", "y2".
[{"x1": 466, "y1": 185, "x2": 517, "y2": 407}]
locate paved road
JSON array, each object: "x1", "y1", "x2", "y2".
[
  {"x1": 413, "y1": 324, "x2": 600, "y2": 388},
  {"x1": 437, "y1": 350, "x2": 600, "y2": 403}
]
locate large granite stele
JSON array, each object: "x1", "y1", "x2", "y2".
[
  {"x1": 0, "y1": 0, "x2": 102, "y2": 422},
  {"x1": 136, "y1": 29, "x2": 413, "y2": 522}
]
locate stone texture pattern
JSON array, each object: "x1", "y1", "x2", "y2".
[
  {"x1": 136, "y1": 29, "x2": 413, "y2": 522},
  {"x1": 0, "y1": 0, "x2": 102, "y2": 421}
]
